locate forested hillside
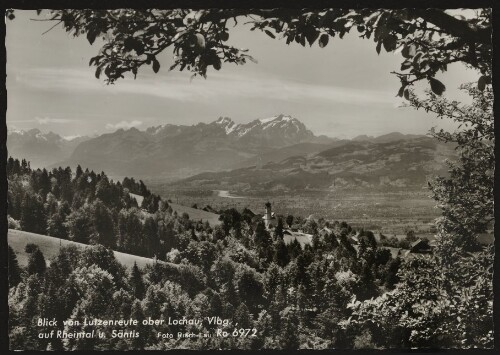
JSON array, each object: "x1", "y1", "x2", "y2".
[
  {"x1": 7, "y1": 157, "x2": 172, "y2": 258},
  {"x1": 7, "y1": 156, "x2": 492, "y2": 350}
]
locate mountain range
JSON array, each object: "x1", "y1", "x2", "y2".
[
  {"x1": 352, "y1": 132, "x2": 428, "y2": 143},
  {"x1": 7, "y1": 115, "x2": 448, "y2": 187},
  {"x1": 7, "y1": 129, "x2": 90, "y2": 169},
  {"x1": 51, "y1": 114, "x2": 337, "y2": 178},
  {"x1": 171, "y1": 136, "x2": 456, "y2": 191}
]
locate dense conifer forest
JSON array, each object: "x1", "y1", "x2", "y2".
[{"x1": 7, "y1": 157, "x2": 493, "y2": 349}]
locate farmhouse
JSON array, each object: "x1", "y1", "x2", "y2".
[
  {"x1": 410, "y1": 238, "x2": 432, "y2": 253},
  {"x1": 404, "y1": 238, "x2": 432, "y2": 257},
  {"x1": 283, "y1": 231, "x2": 313, "y2": 248}
]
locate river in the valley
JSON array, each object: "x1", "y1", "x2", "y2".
[{"x1": 215, "y1": 190, "x2": 244, "y2": 199}]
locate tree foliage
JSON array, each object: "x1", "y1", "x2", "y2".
[
  {"x1": 8, "y1": 246, "x2": 22, "y2": 287},
  {"x1": 27, "y1": 248, "x2": 46, "y2": 276},
  {"x1": 17, "y1": 9, "x2": 491, "y2": 95},
  {"x1": 408, "y1": 84, "x2": 494, "y2": 252},
  {"x1": 341, "y1": 246, "x2": 493, "y2": 348}
]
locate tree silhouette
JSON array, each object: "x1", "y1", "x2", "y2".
[
  {"x1": 27, "y1": 248, "x2": 46, "y2": 276},
  {"x1": 254, "y1": 221, "x2": 271, "y2": 257},
  {"x1": 275, "y1": 217, "x2": 284, "y2": 239},
  {"x1": 20, "y1": 193, "x2": 47, "y2": 234},
  {"x1": 129, "y1": 262, "x2": 145, "y2": 299},
  {"x1": 17, "y1": 9, "x2": 490, "y2": 95},
  {"x1": 234, "y1": 303, "x2": 252, "y2": 328},
  {"x1": 273, "y1": 239, "x2": 289, "y2": 267},
  {"x1": 90, "y1": 200, "x2": 116, "y2": 247},
  {"x1": 8, "y1": 246, "x2": 21, "y2": 287}
]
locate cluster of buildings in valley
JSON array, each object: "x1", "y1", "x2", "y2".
[
  {"x1": 257, "y1": 202, "x2": 438, "y2": 258},
  {"x1": 198, "y1": 200, "x2": 490, "y2": 258}
]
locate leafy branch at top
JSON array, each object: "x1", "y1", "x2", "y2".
[{"x1": 7, "y1": 8, "x2": 492, "y2": 94}]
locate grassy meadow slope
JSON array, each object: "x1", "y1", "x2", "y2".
[
  {"x1": 130, "y1": 192, "x2": 221, "y2": 225},
  {"x1": 169, "y1": 202, "x2": 221, "y2": 225},
  {"x1": 8, "y1": 229, "x2": 171, "y2": 269}
]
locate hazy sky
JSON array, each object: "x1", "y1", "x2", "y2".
[{"x1": 6, "y1": 10, "x2": 480, "y2": 139}]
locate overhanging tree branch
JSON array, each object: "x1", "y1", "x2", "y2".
[{"x1": 411, "y1": 9, "x2": 491, "y2": 45}]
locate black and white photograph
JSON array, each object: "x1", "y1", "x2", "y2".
[{"x1": 3, "y1": 5, "x2": 495, "y2": 351}]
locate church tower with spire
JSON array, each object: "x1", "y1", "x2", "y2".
[{"x1": 263, "y1": 201, "x2": 276, "y2": 229}]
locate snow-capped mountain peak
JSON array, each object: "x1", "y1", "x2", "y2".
[
  {"x1": 257, "y1": 114, "x2": 299, "y2": 128},
  {"x1": 259, "y1": 116, "x2": 277, "y2": 124},
  {"x1": 9, "y1": 128, "x2": 62, "y2": 142},
  {"x1": 218, "y1": 114, "x2": 315, "y2": 146},
  {"x1": 216, "y1": 116, "x2": 233, "y2": 125},
  {"x1": 254, "y1": 114, "x2": 305, "y2": 132},
  {"x1": 208, "y1": 114, "x2": 308, "y2": 139},
  {"x1": 214, "y1": 116, "x2": 238, "y2": 134}
]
